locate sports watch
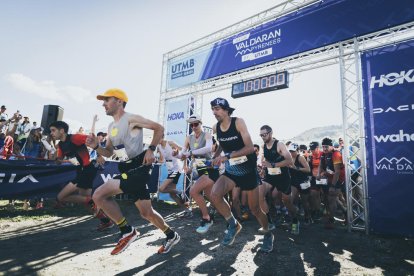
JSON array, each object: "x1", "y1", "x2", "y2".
[{"x1": 148, "y1": 145, "x2": 156, "y2": 151}]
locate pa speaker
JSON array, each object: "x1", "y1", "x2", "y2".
[{"x1": 41, "y1": 105, "x2": 64, "y2": 134}]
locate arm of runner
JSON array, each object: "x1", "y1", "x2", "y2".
[
  {"x1": 275, "y1": 141, "x2": 294, "y2": 168},
  {"x1": 332, "y1": 151, "x2": 343, "y2": 184},
  {"x1": 86, "y1": 130, "x2": 114, "y2": 157},
  {"x1": 168, "y1": 141, "x2": 182, "y2": 152},
  {"x1": 128, "y1": 114, "x2": 163, "y2": 165},
  {"x1": 157, "y1": 145, "x2": 165, "y2": 163},
  {"x1": 191, "y1": 132, "x2": 213, "y2": 156},
  {"x1": 176, "y1": 137, "x2": 189, "y2": 159}
]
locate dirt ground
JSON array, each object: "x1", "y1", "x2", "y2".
[{"x1": 0, "y1": 200, "x2": 413, "y2": 276}]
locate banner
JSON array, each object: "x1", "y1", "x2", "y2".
[
  {"x1": 164, "y1": 96, "x2": 192, "y2": 146},
  {"x1": 167, "y1": 0, "x2": 414, "y2": 90},
  {"x1": 0, "y1": 160, "x2": 159, "y2": 199},
  {"x1": 362, "y1": 40, "x2": 414, "y2": 237}
]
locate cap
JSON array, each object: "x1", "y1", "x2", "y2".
[
  {"x1": 97, "y1": 132, "x2": 107, "y2": 137},
  {"x1": 309, "y1": 141, "x2": 319, "y2": 150},
  {"x1": 210, "y1": 97, "x2": 235, "y2": 113},
  {"x1": 1, "y1": 105, "x2": 6, "y2": 109},
  {"x1": 96, "y1": 88, "x2": 128, "y2": 103},
  {"x1": 322, "y1": 137, "x2": 333, "y2": 146},
  {"x1": 333, "y1": 142, "x2": 340, "y2": 148},
  {"x1": 288, "y1": 143, "x2": 299, "y2": 152},
  {"x1": 299, "y1": 144, "x2": 307, "y2": 151},
  {"x1": 186, "y1": 114, "x2": 202, "y2": 124}
]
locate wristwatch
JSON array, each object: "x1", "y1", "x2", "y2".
[
  {"x1": 148, "y1": 145, "x2": 156, "y2": 151},
  {"x1": 225, "y1": 152, "x2": 231, "y2": 159}
]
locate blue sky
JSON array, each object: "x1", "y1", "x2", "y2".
[{"x1": 0, "y1": 0, "x2": 341, "y2": 140}]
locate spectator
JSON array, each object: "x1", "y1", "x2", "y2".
[
  {"x1": 21, "y1": 128, "x2": 44, "y2": 159},
  {"x1": 77, "y1": 126, "x2": 85, "y2": 134},
  {"x1": 0, "y1": 105, "x2": 8, "y2": 121},
  {"x1": 17, "y1": 116, "x2": 32, "y2": 141},
  {"x1": 96, "y1": 132, "x2": 107, "y2": 147}
]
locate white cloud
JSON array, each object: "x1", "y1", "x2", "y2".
[{"x1": 4, "y1": 73, "x2": 92, "y2": 103}]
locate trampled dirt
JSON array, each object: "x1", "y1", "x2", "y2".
[{"x1": 0, "y1": 200, "x2": 413, "y2": 276}]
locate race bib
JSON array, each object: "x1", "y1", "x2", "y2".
[
  {"x1": 194, "y1": 158, "x2": 207, "y2": 168},
  {"x1": 267, "y1": 167, "x2": 282, "y2": 175},
  {"x1": 113, "y1": 144, "x2": 129, "y2": 161},
  {"x1": 68, "y1": 157, "x2": 80, "y2": 166},
  {"x1": 228, "y1": 156, "x2": 248, "y2": 166},
  {"x1": 300, "y1": 181, "x2": 311, "y2": 190},
  {"x1": 316, "y1": 178, "x2": 328, "y2": 185}
]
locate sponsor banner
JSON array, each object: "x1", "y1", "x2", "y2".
[
  {"x1": 0, "y1": 160, "x2": 159, "y2": 199},
  {"x1": 164, "y1": 96, "x2": 192, "y2": 145},
  {"x1": 361, "y1": 39, "x2": 414, "y2": 237},
  {"x1": 167, "y1": 0, "x2": 414, "y2": 90}
]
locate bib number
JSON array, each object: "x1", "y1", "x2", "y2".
[
  {"x1": 193, "y1": 158, "x2": 207, "y2": 168},
  {"x1": 228, "y1": 156, "x2": 248, "y2": 166},
  {"x1": 300, "y1": 181, "x2": 311, "y2": 190},
  {"x1": 316, "y1": 178, "x2": 328, "y2": 185},
  {"x1": 113, "y1": 145, "x2": 129, "y2": 161},
  {"x1": 68, "y1": 157, "x2": 80, "y2": 166},
  {"x1": 267, "y1": 167, "x2": 281, "y2": 175}
]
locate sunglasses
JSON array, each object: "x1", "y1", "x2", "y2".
[
  {"x1": 190, "y1": 123, "x2": 199, "y2": 128},
  {"x1": 260, "y1": 132, "x2": 269, "y2": 138}
]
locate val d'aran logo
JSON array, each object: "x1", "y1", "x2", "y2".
[
  {"x1": 171, "y1": 59, "x2": 195, "y2": 80},
  {"x1": 233, "y1": 28, "x2": 282, "y2": 62},
  {"x1": 376, "y1": 157, "x2": 413, "y2": 174},
  {"x1": 370, "y1": 68, "x2": 414, "y2": 89}
]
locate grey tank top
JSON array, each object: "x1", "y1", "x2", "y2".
[
  {"x1": 189, "y1": 131, "x2": 212, "y2": 160},
  {"x1": 108, "y1": 112, "x2": 143, "y2": 159}
]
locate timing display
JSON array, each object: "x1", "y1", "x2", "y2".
[{"x1": 231, "y1": 71, "x2": 289, "y2": 99}]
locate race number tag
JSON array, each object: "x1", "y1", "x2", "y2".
[
  {"x1": 113, "y1": 144, "x2": 129, "y2": 161},
  {"x1": 300, "y1": 181, "x2": 311, "y2": 190},
  {"x1": 68, "y1": 157, "x2": 80, "y2": 166},
  {"x1": 267, "y1": 167, "x2": 282, "y2": 175},
  {"x1": 228, "y1": 156, "x2": 248, "y2": 166},
  {"x1": 194, "y1": 158, "x2": 207, "y2": 168},
  {"x1": 316, "y1": 178, "x2": 328, "y2": 185}
]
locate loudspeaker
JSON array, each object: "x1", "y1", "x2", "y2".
[{"x1": 41, "y1": 105, "x2": 64, "y2": 134}]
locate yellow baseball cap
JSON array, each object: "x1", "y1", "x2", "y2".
[{"x1": 96, "y1": 88, "x2": 128, "y2": 103}]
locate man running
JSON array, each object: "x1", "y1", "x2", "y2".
[
  {"x1": 258, "y1": 125, "x2": 298, "y2": 234},
  {"x1": 49, "y1": 120, "x2": 113, "y2": 231},
  {"x1": 86, "y1": 88, "x2": 180, "y2": 255},
  {"x1": 210, "y1": 98, "x2": 273, "y2": 253},
  {"x1": 176, "y1": 114, "x2": 220, "y2": 234}
]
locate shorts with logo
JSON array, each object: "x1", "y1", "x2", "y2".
[
  {"x1": 116, "y1": 151, "x2": 151, "y2": 201},
  {"x1": 196, "y1": 167, "x2": 220, "y2": 182},
  {"x1": 167, "y1": 171, "x2": 181, "y2": 184},
  {"x1": 264, "y1": 173, "x2": 291, "y2": 195},
  {"x1": 224, "y1": 169, "x2": 259, "y2": 191},
  {"x1": 72, "y1": 163, "x2": 97, "y2": 189}
]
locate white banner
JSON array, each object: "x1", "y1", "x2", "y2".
[{"x1": 164, "y1": 96, "x2": 193, "y2": 146}]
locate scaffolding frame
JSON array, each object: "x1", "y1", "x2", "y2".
[{"x1": 159, "y1": 0, "x2": 414, "y2": 232}]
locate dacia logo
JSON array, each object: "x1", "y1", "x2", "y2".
[
  {"x1": 0, "y1": 173, "x2": 39, "y2": 183},
  {"x1": 370, "y1": 69, "x2": 414, "y2": 89}
]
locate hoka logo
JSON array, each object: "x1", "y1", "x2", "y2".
[
  {"x1": 374, "y1": 129, "x2": 414, "y2": 143},
  {"x1": 167, "y1": 112, "x2": 184, "y2": 121},
  {"x1": 370, "y1": 69, "x2": 414, "y2": 88}
]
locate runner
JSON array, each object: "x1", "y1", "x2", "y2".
[
  {"x1": 258, "y1": 125, "x2": 299, "y2": 234},
  {"x1": 210, "y1": 98, "x2": 273, "y2": 252},
  {"x1": 157, "y1": 136, "x2": 190, "y2": 214},
  {"x1": 86, "y1": 88, "x2": 180, "y2": 255},
  {"x1": 49, "y1": 120, "x2": 113, "y2": 231},
  {"x1": 176, "y1": 114, "x2": 220, "y2": 234}
]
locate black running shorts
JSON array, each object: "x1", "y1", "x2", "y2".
[
  {"x1": 116, "y1": 165, "x2": 151, "y2": 201},
  {"x1": 72, "y1": 164, "x2": 97, "y2": 189},
  {"x1": 167, "y1": 171, "x2": 181, "y2": 184},
  {"x1": 223, "y1": 169, "x2": 259, "y2": 191},
  {"x1": 265, "y1": 173, "x2": 291, "y2": 195}
]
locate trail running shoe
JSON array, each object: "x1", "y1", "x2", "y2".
[
  {"x1": 179, "y1": 209, "x2": 193, "y2": 218},
  {"x1": 259, "y1": 232, "x2": 274, "y2": 253},
  {"x1": 158, "y1": 232, "x2": 181, "y2": 254},
  {"x1": 97, "y1": 221, "x2": 114, "y2": 232},
  {"x1": 110, "y1": 228, "x2": 138, "y2": 255},
  {"x1": 196, "y1": 218, "x2": 213, "y2": 234},
  {"x1": 222, "y1": 221, "x2": 242, "y2": 246}
]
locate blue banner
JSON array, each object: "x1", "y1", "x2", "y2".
[
  {"x1": 0, "y1": 160, "x2": 159, "y2": 199},
  {"x1": 167, "y1": 0, "x2": 414, "y2": 90},
  {"x1": 362, "y1": 40, "x2": 414, "y2": 237}
]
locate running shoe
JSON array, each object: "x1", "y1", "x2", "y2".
[
  {"x1": 97, "y1": 220, "x2": 114, "y2": 232},
  {"x1": 158, "y1": 232, "x2": 181, "y2": 254},
  {"x1": 222, "y1": 221, "x2": 242, "y2": 246},
  {"x1": 110, "y1": 228, "x2": 138, "y2": 255},
  {"x1": 259, "y1": 232, "x2": 274, "y2": 253},
  {"x1": 178, "y1": 209, "x2": 193, "y2": 218},
  {"x1": 258, "y1": 223, "x2": 275, "y2": 234},
  {"x1": 196, "y1": 218, "x2": 213, "y2": 234},
  {"x1": 291, "y1": 220, "x2": 300, "y2": 235}
]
